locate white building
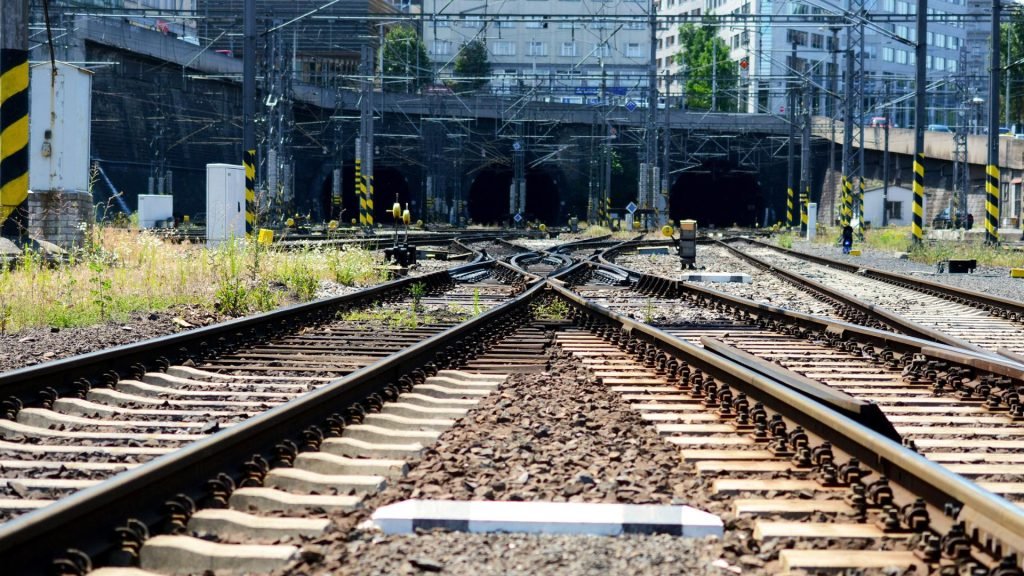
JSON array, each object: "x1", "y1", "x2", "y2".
[
  {"x1": 863, "y1": 185, "x2": 925, "y2": 226},
  {"x1": 656, "y1": 0, "x2": 975, "y2": 121},
  {"x1": 423, "y1": 0, "x2": 652, "y2": 101}
]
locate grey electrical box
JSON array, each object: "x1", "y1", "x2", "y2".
[{"x1": 679, "y1": 219, "x2": 697, "y2": 267}]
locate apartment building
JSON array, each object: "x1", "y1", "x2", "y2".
[
  {"x1": 422, "y1": 0, "x2": 652, "y2": 101},
  {"x1": 656, "y1": 0, "x2": 975, "y2": 123}
]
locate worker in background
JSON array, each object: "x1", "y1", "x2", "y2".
[{"x1": 841, "y1": 223, "x2": 854, "y2": 254}]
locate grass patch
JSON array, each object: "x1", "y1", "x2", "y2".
[
  {"x1": 534, "y1": 298, "x2": 571, "y2": 320},
  {"x1": 0, "y1": 227, "x2": 390, "y2": 333},
  {"x1": 807, "y1": 225, "x2": 1021, "y2": 267}
]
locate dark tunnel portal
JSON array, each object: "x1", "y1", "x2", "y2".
[
  {"x1": 469, "y1": 170, "x2": 561, "y2": 225},
  {"x1": 670, "y1": 161, "x2": 761, "y2": 227}
]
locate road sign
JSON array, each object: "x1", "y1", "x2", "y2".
[
  {"x1": 625, "y1": 201, "x2": 638, "y2": 214},
  {"x1": 513, "y1": 212, "x2": 523, "y2": 223},
  {"x1": 512, "y1": 141, "x2": 522, "y2": 152},
  {"x1": 625, "y1": 100, "x2": 638, "y2": 112}
]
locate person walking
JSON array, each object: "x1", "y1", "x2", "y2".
[{"x1": 841, "y1": 223, "x2": 854, "y2": 254}]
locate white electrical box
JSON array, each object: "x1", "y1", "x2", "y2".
[
  {"x1": 138, "y1": 194, "x2": 174, "y2": 228},
  {"x1": 206, "y1": 163, "x2": 246, "y2": 246},
  {"x1": 29, "y1": 62, "x2": 93, "y2": 194}
]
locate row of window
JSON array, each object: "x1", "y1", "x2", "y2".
[
  {"x1": 432, "y1": 40, "x2": 644, "y2": 57},
  {"x1": 880, "y1": 47, "x2": 959, "y2": 71},
  {"x1": 432, "y1": 18, "x2": 646, "y2": 30}
]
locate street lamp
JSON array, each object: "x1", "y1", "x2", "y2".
[{"x1": 971, "y1": 96, "x2": 984, "y2": 135}]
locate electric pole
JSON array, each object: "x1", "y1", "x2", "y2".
[
  {"x1": 985, "y1": 0, "x2": 1001, "y2": 244},
  {"x1": 911, "y1": 0, "x2": 928, "y2": 244}
]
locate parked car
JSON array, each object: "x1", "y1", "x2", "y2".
[{"x1": 926, "y1": 124, "x2": 952, "y2": 132}]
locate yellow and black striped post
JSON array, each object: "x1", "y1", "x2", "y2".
[
  {"x1": 857, "y1": 179, "x2": 865, "y2": 224},
  {"x1": 0, "y1": 47, "x2": 29, "y2": 237},
  {"x1": 911, "y1": 153, "x2": 924, "y2": 243},
  {"x1": 365, "y1": 174, "x2": 374, "y2": 227},
  {"x1": 786, "y1": 186, "x2": 795, "y2": 227},
  {"x1": 355, "y1": 157, "x2": 364, "y2": 227},
  {"x1": 985, "y1": 164, "x2": 999, "y2": 244},
  {"x1": 244, "y1": 149, "x2": 256, "y2": 236},
  {"x1": 839, "y1": 175, "x2": 853, "y2": 227},
  {"x1": 601, "y1": 195, "x2": 610, "y2": 227},
  {"x1": 799, "y1": 191, "x2": 808, "y2": 237}
]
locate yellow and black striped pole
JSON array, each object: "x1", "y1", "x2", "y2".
[
  {"x1": 786, "y1": 186, "x2": 794, "y2": 227},
  {"x1": 365, "y1": 174, "x2": 374, "y2": 227},
  {"x1": 839, "y1": 175, "x2": 852, "y2": 227},
  {"x1": 800, "y1": 189, "x2": 809, "y2": 237},
  {"x1": 985, "y1": 164, "x2": 1000, "y2": 244},
  {"x1": 911, "y1": 153, "x2": 924, "y2": 243},
  {"x1": 355, "y1": 155, "x2": 364, "y2": 227},
  {"x1": 0, "y1": 45, "x2": 29, "y2": 237},
  {"x1": 243, "y1": 150, "x2": 256, "y2": 237}
]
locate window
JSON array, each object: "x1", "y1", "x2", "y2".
[
  {"x1": 528, "y1": 41, "x2": 548, "y2": 56},
  {"x1": 886, "y1": 201, "x2": 902, "y2": 220},
  {"x1": 595, "y1": 42, "x2": 611, "y2": 57},
  {"x1": 811, "y1": 34, "x2": 823, "y2": 49},
  {"x1": 625, "y1": 42, "x2": 642, "y2": 57},
  {"x1": 626, "y1": 22, "x2": 645, "y2": 29},
  {"x1": 495, "y1": 20, "x2": 515, "y2": 28},
  {"x1": 786, "y1": 29, "x2": 808, "y2": 46},
  {"x1": 948, "y1": 58, "x2": 957, "y2": 72},
  {"x1": 461, "y1": 16, "x2": 482, "y2": 28},
  {"x1": 883, "y1": 46, "x2": 894, "y2": 61},
  {"x1": 525, "y1": 17, "x2": 544, "y2": 29},
  {"x1": 432, "y1": 40, "x2": 451, "y2": 55},
  {"x1": 935, "y1": 56, "x2": 945, "y2": 70},
  {"x1": 883, "y1": 0, "x2": 895, "y2": 10},
  {"x1": 896, "y1": 49, "x2": 908, "y2": 64},
  {"x1": 434, "y1": 20, "x2": 450, "y2": 28},
  {"x1": 926, "y1": 54, "x2": 932, "y2": 68},
  {"x1": 561, "y1": 42, "x2": 577, "y2": 57},
  {"x1": 492, "y1": 41, "x2": 516, "y2": 56}
]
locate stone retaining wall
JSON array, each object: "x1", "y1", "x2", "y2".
[{"x1": 27, "y1": 189, "x2": 94, "y2": 248}]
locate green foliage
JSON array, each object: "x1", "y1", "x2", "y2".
[
  {"x1": 453, "y1": 39, "x2": 491, "y2": 92},
  {"x1": 776, "y1": 232, "x2": 794, "y2": 249},
  {"x1": 410, "y1": 281, "x2": 426, "y2": 312},
  {"x1": 213, "y1": 240, "x2": 279, "y2": 316},
  {"x1": 328, "y1": 247, "x2": 388, "y2": 286},
  {"x1": 1003, "y1": 18, "x2": 1024, "y2": 127},
  {"x1": 675, "y1": 22, "x2": 739, "y2": 112},
  {"x1": 382, "y1": 25, "x2": 432, "y2": 93},
  {"x1": 88, "y1": 260, "x2": 114, "y2": 321},
  {"x1": 343, "y1": 308, "x2": 433, "y2": 330},
  {"x1": 534, "y1": 298, "x2": 571, "y2": 320},
  {"x1": 472, "y1": 288, "x2": 483, "y2": 316}
]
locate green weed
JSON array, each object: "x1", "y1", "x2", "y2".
[{"x1": 534, "y1": 298, "x2": 571, "y2": 320}]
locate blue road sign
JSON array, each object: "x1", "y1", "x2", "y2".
[
  {"x1": 513, "y1": 141, "x2": 522, "y2": 152},
  {"x1": 624, "y1": 100, "x2": 638, "y2": 112},
  {"x1": 625, "y1": 201, "x2": 638, "y2": 214},
  {"x1": 513, "y1": 212, "x2": 523, "y2": 223}
]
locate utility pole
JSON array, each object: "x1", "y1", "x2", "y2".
[
  {"x1": 359, "y1": 43, "x2": 375, "y2": 230},
  {"x1": 0, "y1": 0, "x2": 30, "y2": 238},
  {"x1": 911, "y1": 0, "x2": 928, "y2": 244},
  {"x1": 800, "y1": 81, "x2": 811, "y2": 237},
  {"x1": 827, "y1": 26, "x2": 840, "y2": 225},
  {"x1": 985, "y1": 0, "x2": 1001, "y2": 244},
  {"x1": 953, "y1": 47, "x2": 969, "y2": 228},
  {"x1": 883, "y1": 82, "x2": 892, "y2": 227},
  {"x1": 841, "y1": 41, "x2": 854, "y2": 229},
  {"x1": 242, "y1": 0, "x2": 256, "y2": 235},
  {"x1": 787, "y1": 42, "x2": 797, "y2": 228},
  {"x1": 641, "y1": 0, "x2": 658, "y2": 230}
]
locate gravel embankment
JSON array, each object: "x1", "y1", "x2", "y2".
[
  {"x1": 278, "y1": 346, "x2": 843, "y2": 576},
  {"x1": 787, "y1": 240, "x2": 1024, "y2": 303}
]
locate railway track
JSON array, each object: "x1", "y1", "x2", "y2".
[
  {"x1": 725, "y1": 239, "x2": 1024, "y2": 359},
  {"x1": 2, "y1": 272, "x2": 1022, "y2": 574},
  {"x1": 0, "y1": 260, "x2": 528, "y2": 526}
]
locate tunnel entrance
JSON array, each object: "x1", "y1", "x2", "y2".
[
  {"x1": 670, "y1": 160, "x2": 761, "y2": 227},
  {"x1": 468, "y1": 169, "x2": 562, "y2": 225}
]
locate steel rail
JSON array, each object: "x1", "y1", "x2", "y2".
[
  {"x1": 735, "y1": 237, "x2": 1024, "y2": 320},
  {"x1": 713, "y1": 238, "x2": 994, "y2": 355},
  {"x1": 0, "y1": 282, "x2": 545, "y2": 574},
  {"x1": 571, "y1": 259, "x2": 1024, "y2": 384},
  {"x1": 550, "y1": 280, "x2": 1024, "y2": 564},
  {"x1": 0, "y1": 260, "x2": 509, "y2": 403}
]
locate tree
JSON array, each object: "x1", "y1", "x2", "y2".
[
  {"x1": 1003, "y1": 15, "x2": 1024, "y2": 128},
  {"x1": 453, "y1": 39, "x2": 491, "y2": 92},
  {"x1": 381, "y1": 26, "x2": 431, "y2": 93},
  {"x1": 674, "y1": 22, "x2": 738, "y2": 112}
]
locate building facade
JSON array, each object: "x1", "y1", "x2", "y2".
[
  {"x1": 423, "y1": 0, "x2": 653, "y2": 102},
  {"x1": 655, "y1": 0, "x2": 976, "y2": 124}
]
